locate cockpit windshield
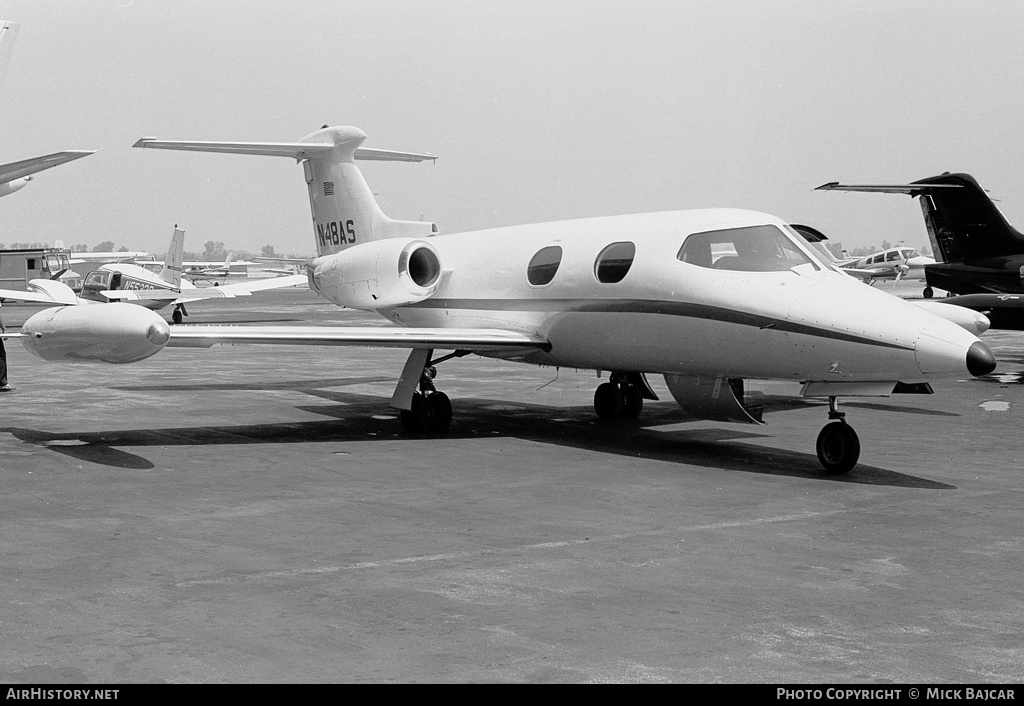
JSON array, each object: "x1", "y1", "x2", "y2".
[{"x1": 677, "y1": 224, "x2": 819, "y2": 272}]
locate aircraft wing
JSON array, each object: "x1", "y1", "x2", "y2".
[
  {"x1": 166, "y1": 325, "x2": 549, "y2": 352},
  {"x1": 133, "y1": 138, "x2": 436, "y2": 163},
  {"x1": 100, "y1": 274, "x2": 307, "y2": 303},
  {"x1": 816, "y1": 182, "x2": 963, "y2": 196},
  {"x1": 0, "y1": 151, "x2": 95, "y2": 185},
  {"x1": 839, "y1": 267, "x2": 880, "y2": 282},
  {"x1": 0, "y1": 281, "x2": 79, "y2": 305}
]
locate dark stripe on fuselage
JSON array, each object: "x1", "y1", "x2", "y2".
[{"x1": 400, "y1": 298, "x2": 915, "y2": 351}]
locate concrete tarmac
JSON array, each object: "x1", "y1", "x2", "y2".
[{"x1": 0, "y1": 287, "x2": 1021, "y2": 683}]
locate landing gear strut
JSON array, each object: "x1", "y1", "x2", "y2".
[
  {"x1": 395, "y1": 350, "x2": 468, "y2": 435},
  {"x1": 593, "y1": 372, "x2": 654, "y2": 421},
  {"x1": 399, "y1": 365, "x2": 453, "y2": 434},
  {"x1": 815, "y1": 396, "x2": 860, "y2": 474}
]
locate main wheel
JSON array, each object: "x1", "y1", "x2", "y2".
[
  {"x1": 400, "y1": 392, "x2": 428, "y2": 433},
  {"x1": 172, "y1": 308, "x2": 183, "y2": 324},
  {"x1": 923, "y1": 286, "x2": 934, "y2": 299},
  {"x1": 621, "y1": 384, "x2": 644, "y2": 419},
  {"x1": 425, "y1": 391, "x2": 452, "y2": 434},
  {"x1": 594, "y1": 382, "x2": 623, "y2": 420},
  {"x1": 815, "y1": 422, "x2": 860, "y2": 474}
]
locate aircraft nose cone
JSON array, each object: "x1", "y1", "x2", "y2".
[{"x1": 966, "y1": 341, "x2": 997, "y2": 377}]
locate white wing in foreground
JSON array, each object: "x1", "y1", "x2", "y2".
[{"x1": 166, "y1": 325, "x2": 550, "y2": 352}]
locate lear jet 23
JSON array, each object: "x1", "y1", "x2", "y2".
[
  {"x1": 0, "y1": 226, "x2": 306, "y2": 323},
  {"x1": 8, "y1": 127, "x2": 997, "y2": 474},
  {"x1": 0, "y1": 21, "x2": 93, "y2": 198}
]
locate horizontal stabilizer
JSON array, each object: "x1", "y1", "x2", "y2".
[
  {"x1": 133, "y1": 138, "x2": 436, "y2": 162},
  {"x1": 167, "y1": 325, "x2": 550, "y2": 352},
  {"x1": 816, "y1": 182, "x2": 963, "y2": 196}
]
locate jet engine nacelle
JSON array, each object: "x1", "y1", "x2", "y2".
[
  {"x1": 310, "y1": 237, "x2": 442, "y2": 310},
  {"x1": 20, "y1": 303, "x2": 171, "y2": 364},
  {"x1": 664, "y1": 374, "x2": 765, "y2": 424}
]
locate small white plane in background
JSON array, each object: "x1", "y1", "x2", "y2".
[
  {"x1": 0, "y1": 226, "x2": 306, "y2": 323},
  {"x1": 842, "y1": 246, "x2": 936, "y2": 294},
  {"x1": 182, "y1": 256, "x2": 252, "y2": 281},
  {"x1": 0, "y1": 21, "x2": 94, "y2": 199},
  {"x1": 58, "y1": 244, "x2": 155, "y2": 266},
  {"x1": 791, "y1": 225, "x2": 936, "y2": 294},
  {"x1": 6, "y1": 126, "x2": 996, "y2": 475}
]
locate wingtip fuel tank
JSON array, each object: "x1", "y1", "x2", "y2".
[{"x1": 20, "y1": 304, "x2": 170, "y2": 364}]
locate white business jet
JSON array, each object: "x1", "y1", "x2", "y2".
[{"x1": 9, "y1": 126, "x2": 996, "y2": 474}]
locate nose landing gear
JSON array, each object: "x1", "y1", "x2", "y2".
[{"x1": 815, "y1": 396, "x2": 860, "y2": 474}]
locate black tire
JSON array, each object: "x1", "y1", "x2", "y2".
[
  {"x1": 923, "y1": 286, "x2": 934, "y2": 299},
  {"x1": 172, "y1": 309, "x2": 183, "y2": 325},
  {"x1": 399, "y1": 392, "x2": 428, "y2": 433},
  {"x1": 594, "y1": 382, "x2": 623, "y2": 420},
  {"x1": 621, "y1": 384, "x2": 644, "y2": 419},
  {"x1": 425, "y1": 391, "x2": 452, "y2": 434},
  {"x1": 815, "y1": 422, "x2": 860, "y2": 474}
]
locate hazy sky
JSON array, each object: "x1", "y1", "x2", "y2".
[{"x1": 0, "y1": 0, "x2": 1022, "y2": 257}]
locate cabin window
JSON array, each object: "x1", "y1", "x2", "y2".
[
  {"x1": 886, "y1": 251, "x2": 901, "y2": 261},
  {"x1": 527, "y1": 246, "x2": 563, "y2": 286},
  {"x1": 85, "y1": 271, "x2": 109, "y2": 287},
  {"x1": 677, "y1": 225, "x2": 815, "y2": 272},
  {"x1": 872, "y1": 253, "x2": 885, "y2": 264},
  {"x1": 594, "y1": 242, "x2": 636, "y2": 283}
]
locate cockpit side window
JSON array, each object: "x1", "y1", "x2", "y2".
[
  {"x1": 527, "y1": 246, "x2": 563, "y2": 286},
  {"x1": 595, "y1": 242, "x2": 636, "y2": 283},
  {"x1": 677, "y1": 225, "x2": 816, "y2": 272},
  {"x1": 886, "y1": 250, "x2": 901, "y2": 261},
  {"x1": 85, "y1": 271, "x2": 109, "y2": 287}
]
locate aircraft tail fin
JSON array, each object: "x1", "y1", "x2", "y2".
[
  {"x1": 817, "y1": 173, "x2": 1024, "y2": 264},
  {"x1": 134, "y1": 126, "x2": 439, "y2": 258},
  {"x1": 160, "y1": 226, "x2": 185, "y2": 288}
]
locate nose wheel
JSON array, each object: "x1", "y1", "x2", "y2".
[{"x1": 815, "y1": 397, "x2": 860, "y2": 474}]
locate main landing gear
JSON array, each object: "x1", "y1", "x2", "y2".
[
  {"x1": 815, "y1": 396, "x2": 860, "y2": 474},
  {"x1": 593, "y1": 372, "x2": 657, "y2": 421},
  {"x1": 171, "y1": 303, "x2": 188, "y2": 325},
  {"x1": 399, "y1": 365, "x2": 453, "y2": 434},
  {"x1": 395, "y1": 349, "x2": 469, "y2": 435},
  {"x1": 923, "y1": 286, "x2": 934, "y2": 299}
]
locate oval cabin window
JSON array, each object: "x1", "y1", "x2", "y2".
[
  {"x1": 527, "y1": 246, "x2": 563, "y2": 286},
  {"x1": 594, "y1": 242, "x2": 636, "y2": 283}
]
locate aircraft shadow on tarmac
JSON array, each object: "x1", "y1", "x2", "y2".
[{"x1": 0, "y1": 377, "x2": 955, "y2": 489}]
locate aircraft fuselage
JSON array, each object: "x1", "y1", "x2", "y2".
[{"x1": 367, "y1": 209, "x2": 981, "y2": 386}]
